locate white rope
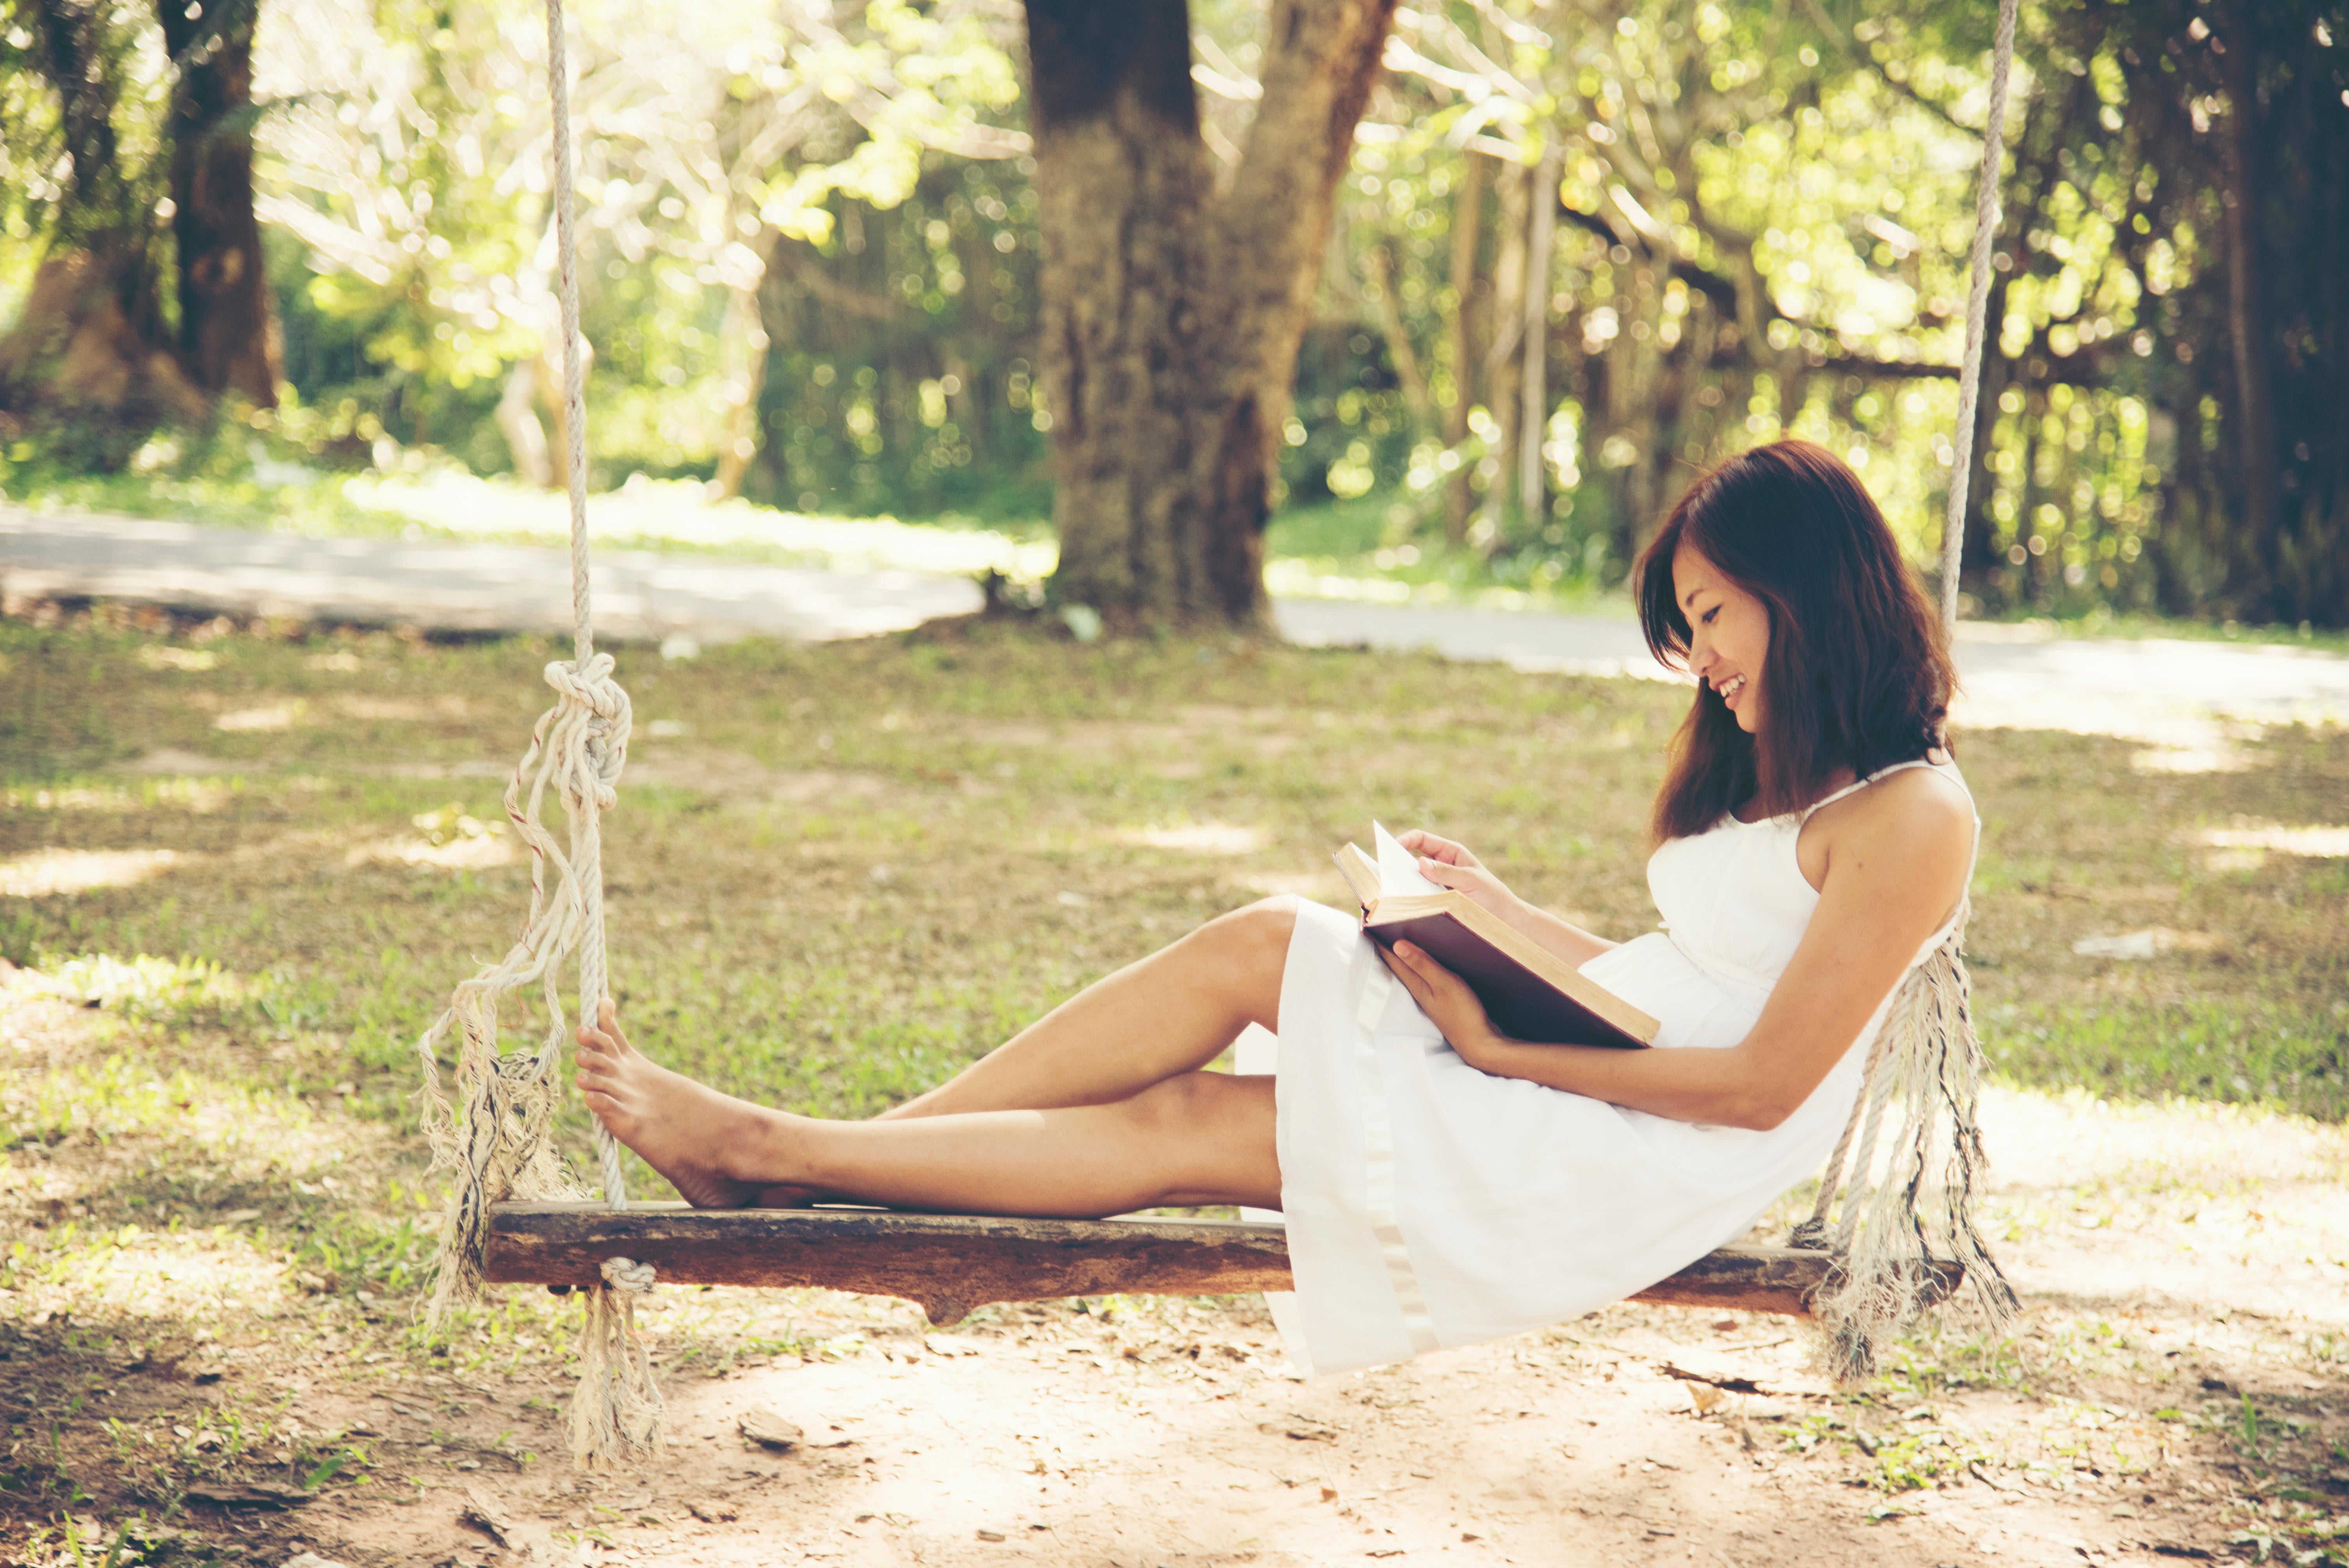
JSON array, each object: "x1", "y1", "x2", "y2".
[
  {"x1": 415, "y1": 0, "x2": 658, "y2": 1469},
  {"x1": 1937, "y1": 0, "x2": 2021, "y2": 631},
  {"x1": 1798, "y1": 2, "x2": 2022, "y2": 1377},
  {"x1": 544, "y1": 0, "x2": 629, "y2": 1218}
]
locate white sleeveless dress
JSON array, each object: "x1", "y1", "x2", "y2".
[{"x1": 1238, "y1": 759, "x2": 1973, "y2": 1378}]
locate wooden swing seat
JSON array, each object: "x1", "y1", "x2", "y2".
[{"x1": 482, "y1": 1201, "x2": 1911, "y2": 1327}]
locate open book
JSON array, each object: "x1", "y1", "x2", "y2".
[{"x1": 1335, "y1": 824, "x2": 1657, "y2": 1049}]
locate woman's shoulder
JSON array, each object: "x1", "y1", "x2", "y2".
[{"x1": 1814, "y1": 760, "x2": 1975, "y2": 855}]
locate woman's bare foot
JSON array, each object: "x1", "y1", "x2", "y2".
[{"x1": 574, "y1": 1000, "x2": 794, "y2": 1210}]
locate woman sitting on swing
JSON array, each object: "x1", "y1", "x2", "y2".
[{"x1": 576, "y1": 438, "x2": 1983, "y2": 1376}]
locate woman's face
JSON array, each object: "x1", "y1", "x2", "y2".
[{"x1": 1672, "y1": 542, "x2": 1772, "y2": 735}]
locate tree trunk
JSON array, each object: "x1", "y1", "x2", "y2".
[
  {"x1": 157, "y1": 0, "x2": 280, "y2": 406},
  {"x1": 1028, "y1": 0, "x2": 1397, "y2": 631},
  {"x1": 2212, "y1": 7, "x2": 2276, "y2": 606},
  {"x1": 1441, "y1": 151, "x2": 1487, "y2": 544},
  {"x1": 0, "y1": 0, "x2": 203, "y2": 454},
  {"x1": 1958, "y1": 270, "x2": 2013, "y2": 605},
  {"x1": 713, "y1": 251, "x2": 772, "y2": 500},
  {"x1": 1517, "y1": 143, "x2": 1560, "y2": 525},
  {"x1": 1476, "y1": 159, "x2": 1528, "y2": 547},
  {"x1": 1363, "y1": 239, "x2": 1432, "y2": 434}
]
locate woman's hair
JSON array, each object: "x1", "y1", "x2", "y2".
[{"x1": 1634, "y1": 438, "x2": 1955, "y2": 841}]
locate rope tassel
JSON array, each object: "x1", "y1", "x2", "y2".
[
  {"x1": 572, "y1": 1258, "x2": 664, "y2": 1468},
  {"x1": 1794, "y1": 911, "x2": 2019, "y2": 1382},
  {"x1": 414, "y1": 655, "x2": 634, "y2": 1311}
]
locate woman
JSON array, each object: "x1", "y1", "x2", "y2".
[{"x1": 574, "y1": 438, "x2": 1978, "y2": 1377}]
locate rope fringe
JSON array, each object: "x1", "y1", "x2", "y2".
[
  {"x1": 415, "y1": 655, "x2": 634, "y2": 1318},
  {"x1": 1796, "y1": 908, "x2": 2019, "y2": 1382},
  {"x1": 572, "y1": 1258, "x2": 664, "y2": 1469}
]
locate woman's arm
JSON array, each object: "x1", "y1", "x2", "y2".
[
  {"x1": 1395, "y1": 829, "x2": 1618, "y2": 970},
  {"x1": 1383, "y1": 772, "x2": 1974, "y2": 1130}
]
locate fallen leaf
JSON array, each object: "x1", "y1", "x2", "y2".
[
  {"x1": 462, "y1": 1486, "x2": 519, "y2": 1547},
  {"x1": 1261, "y1": 1421, "x2": 1338, "y2": 1442},
  {"x1": 977, "y1": 1528, "x2": 1007, "y2": 1542},
  {"x1": 688, "y1": 1499, "x2": 740, "y2": 1523},
  {"x1": 738, "y1": 1407, "x2": 804, "y2": 1449}
]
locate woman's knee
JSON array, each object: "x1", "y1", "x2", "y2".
[
  {"x1": 1123, "y1": 1070, "x2": 1260, "y2": 1140},
  {"x1": 1188, "y1": 896, "x2": 1295, "y2": 1016},
  {"x1": 1199, "y1": 894, "x2": 1296, "y2": 969},
  {"x1": 1119, "y1": 1072, "x2": 1278, "y2": 1199}
]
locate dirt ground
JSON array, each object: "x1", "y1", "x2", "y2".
[{"x1": 8, "y1": 955, "x2": 2345, "y2": 1568}]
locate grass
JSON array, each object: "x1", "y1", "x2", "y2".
[
  {"x1": 1, "y1": 604, "x2": 2345, "y2": 1559},
  {"x1": 2, "y1": 609, "x2": 2343, "y2": 1151}
]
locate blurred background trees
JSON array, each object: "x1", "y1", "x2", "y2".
[{"x1": 0, "y1": 0, "x2": 2340, "y2": 626}]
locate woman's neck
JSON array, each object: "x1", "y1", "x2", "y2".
[{"x1": 1732, "y1": 764, "x2": 1859, "y2": 825}]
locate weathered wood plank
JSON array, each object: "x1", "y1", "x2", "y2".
[{"x1": 484, "y1": 1203, "x2": 1885, "y2": 1325}]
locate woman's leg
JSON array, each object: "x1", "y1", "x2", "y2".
[
  {"x1": 877, "y1": 895, "x2": 1297, "y2": 1120},
  {"x1": 575, "y1": 1002, "x2": 1281, "y2": 1214}
]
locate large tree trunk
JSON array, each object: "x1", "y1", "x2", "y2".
[
  {"x1": 0, "y1": 0, "x2": 203, "y2": 452},
  {"x1": 157, "y1": 0, "x2": 280, "y2": 405},
  {"x1": 1028, "y1": 0, "x2": 1397, "y2": 631}
]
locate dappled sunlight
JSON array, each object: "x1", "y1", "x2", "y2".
[
  {"x1": 1977, "y1": 1084, "x2": 2349, "y2": 1324},
  {"x1": 12, "y1": 954, "x2": 250, "y2": 1019},
  {"x1": 2194, "y1": 823, "x2": 2349, "y2": 858},
  {"x1": 0, "y1": 848, "x2": 183, "y2": 897},
  {"x1": 1112, "y1": 822, "x2": 1269, "y2": 855},
  {"x1": 2, "y1": 776, "x2": 240, "y2": 813},
  {"x1": 213, "y1": 702, "x2": 303, "y2": 732},
  {"x1": 135, "y1": 645, "x2": 219, "y2": 672},
  {"x1": 344, "y1": 806, "x2": 516, "y2": 871},
  {"x1": 344, "y1": 835, "x2": 517, "y2": 871},
  {"x1": 3, "y1": 1224, "x2": 301, "y2": 1329}
]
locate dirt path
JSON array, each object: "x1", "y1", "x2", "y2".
[{"x1": 9, "y1": 966, "x2": 2338, "y2": 1568}]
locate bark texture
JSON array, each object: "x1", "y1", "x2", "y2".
[
  {"x1": 157, "y1": 0, "x2": 280, "y2": 405},
  {"x1": 1027, "y1": 0, "x2": 1397, "y2": 631}
]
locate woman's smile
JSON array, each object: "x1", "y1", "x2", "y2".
[{"x1": 1671, "y1": 542, "x2": 1772, "y2": 735}]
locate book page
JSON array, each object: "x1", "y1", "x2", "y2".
[{"x1": 1372, "y1": 821, "x2": 1447, "y2": 898}]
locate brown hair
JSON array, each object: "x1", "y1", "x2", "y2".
[{"x1": 1635, "y1": 439, "x2": 1956, "y2": 841}]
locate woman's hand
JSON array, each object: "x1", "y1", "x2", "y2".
[
  {"x1": 1376, "y1": 939, "x2": 1504, "y2": 1070},
  {"x1": 1394, "y1": 829, "x2": 1522, "y2": 920}
]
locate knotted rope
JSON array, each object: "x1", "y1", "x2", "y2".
[
  {"x1": 1797, "y1": 0, "x2": 2023, "y2": 1380},
  {"x1": 414, "y1": 0, "x2": 661, "y2": 1470}
]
